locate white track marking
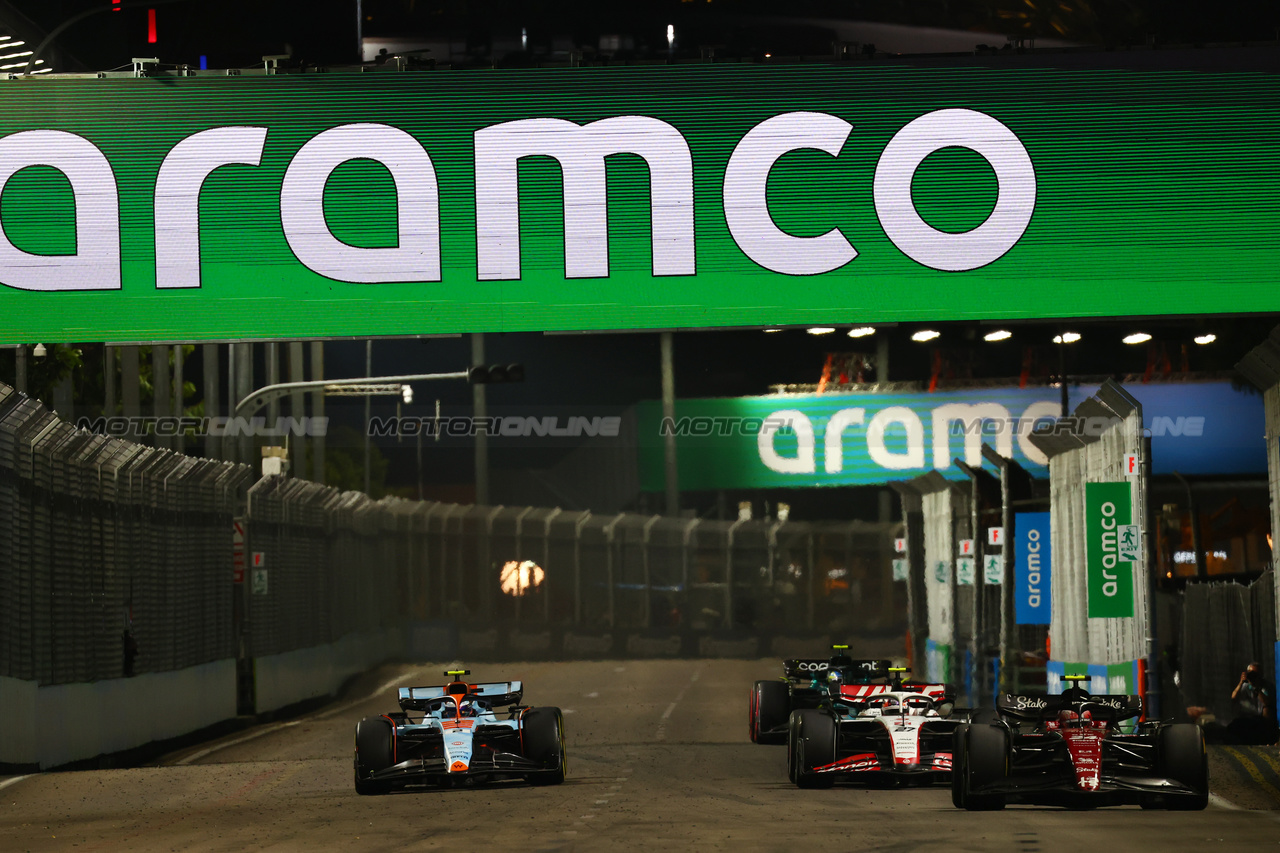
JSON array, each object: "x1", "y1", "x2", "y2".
[
  {"x1": 0, "y1": 775, "x2": 33, "y2": 792},
  {"x1": 177, "y1": 721, "x2": 300, "y2": 765},
  {"x1": 178, "y1": 668, "x2": 424, "y2": 765},
  {"x1": 1208, "y1": 793, "x2": 1241, "y2": 810},
  {"x1": 655, "y1": 664, "x2": 705, "y2": 742},
  {"x1": 311, "y1": 670, "x2": 427, "y2": 720}
]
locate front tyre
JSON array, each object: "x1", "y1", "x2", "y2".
[
  {"x1": 523, "y1": 707, "x2": 567, "y2": 785},
  {"x1": 962, "y1": 724, "x2": 1008, "y2": 811},
  {"x1": 1158, "y1": 723, "x2": 1209, "y2": 810},
  {"x1": 951, "y1": 724, "x2": 970, "y2": 809},
  {"x1": 786, "y1": 711, "x2": 804, "y2": 783},
  {"x1": 354, "y1": 717, "x2": 394, "y2": 795},
  {"x1": 794, "y1": 710, "x2": 836, "y2": 789}
]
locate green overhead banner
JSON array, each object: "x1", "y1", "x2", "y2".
[
  {"x1": 1085, "y1": 481, "x2": 1135, "y2": 619},
  {"x1": 1, "y1": 61, "x2": 1278, "y2": 343}
]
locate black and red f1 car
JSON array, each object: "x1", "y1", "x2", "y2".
[
  {"x1": 353, "y1": 669, "x2": 566, "y2": 794},
  {"x1": 952, "y1": 675, "x2": 1208, "y2": 810}
]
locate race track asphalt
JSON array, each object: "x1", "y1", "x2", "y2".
[{"x1": 2, "y1": 658, "x2": 1277, "y2": 852}]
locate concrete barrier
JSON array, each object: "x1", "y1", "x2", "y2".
[
  {"x1": 0, "y1": 660, "x2": 236, "y2": 770},
  {"x1": 562, "y1": 632, "x2": 615, "y2": 657},
  {"x1": 254, "y1": 628, "x2": 404, "y2": 714},
  {"x1": 624, "y1": 633, "x2": 683, "y2": 657},
  {"x1": 698, "y1": 635, "x2": 761, "y2": 658}
]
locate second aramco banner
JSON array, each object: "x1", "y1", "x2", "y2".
[{"x1": 636, "y1": 382, "x2": 1263, "y2": 490}]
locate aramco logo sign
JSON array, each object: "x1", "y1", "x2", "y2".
[{"x1": 0, "y1": 108, "x2": 1033, "y2": 292}]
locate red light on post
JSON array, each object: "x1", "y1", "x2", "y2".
[
  {"x1": 148, "y1": 8, "x2": 157, "y2": 43},
  {"x1": 111, "y1": 0, "x2": 121, "y2": 11}
]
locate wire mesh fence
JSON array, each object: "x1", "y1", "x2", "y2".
[
  {"x1": 1, "y1": 382, "x2": 904, "y2": 688},
  {"x1": 0, "y1": 384, "x2": 253, "y2": 685},
  {"x1": 1178, "y1": 571, "x2": 1276, "y2": 722}
]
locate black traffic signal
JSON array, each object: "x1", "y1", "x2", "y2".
[{"x1": 468, "y1": 363, "x2": 525, "y2": 384}]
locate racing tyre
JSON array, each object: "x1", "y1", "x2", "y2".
[
  {"x1": 794, "y1": 710, "x2": 836, "y2": 789},
  {"x1": 751, "y1": 680, "x2": 790, "y2": 744},
  {"x1": 786, "y1": 711, "x2": 804, "y2": 783},
  {"x1": 962, "y1": 724, "x2": 1008, "y2": 811},
  {"x1": 354, "y1": 717, "x2": 395, "y2": 795},
  {"x1": 969, "y1": 708, "x2": 1001, "y2": 726},
  {"x1": 950, "y1": 724, "x2": 970, "y2": 809},
  {"x1": 523, "y1": 707, "x2": 567, "y2": 785},
  {"x1": 1157, "y1": 723, "x2": 1208, "y2": 810}
]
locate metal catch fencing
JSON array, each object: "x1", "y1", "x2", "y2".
[
  {"x1": 1178, "y1": 571, "x2": 1276, "y2": 722},
  {"x1": 0, "y1": 383, "x2": 254, "y2": 685},
  {"x1": 1, "y1": 382, "x2": 904, "y2": 687},
  {"x1": 401, "y1": 507, "x2": 900, "y2": 636}
]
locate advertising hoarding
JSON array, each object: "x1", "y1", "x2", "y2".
[
  {"x1": 1, "y1": 61, "x2": 1278, "y2": 342},
  {"x1": 635, "y1": 381, "x2": 1264, "y2": 491},
  {"x1": 1014, "y1": 512, "x2": 1051, "y2": 625},
  {"x1": 1085, "y1": 481, "x2": 1135, "y2": 618}
]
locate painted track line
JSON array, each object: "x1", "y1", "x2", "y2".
[
  {"x1": 655, "y1": 664, "x2": 705, "y2": 742},
  {"x1": 0, "y1": 775, "x2": 33, "y2": 793},
  {"x1": 176, "y1": 721, "x2": 301, "y2": 766},
  {"x1": 1209, "y1": 792, "x2": 1242, "y2": 810},
  {"x1": 177, "y1": 669, "x2": 422, "y2": 766},
  {"x1": 1222, "y1": 746, "x2": 1280, "y2": 804}
]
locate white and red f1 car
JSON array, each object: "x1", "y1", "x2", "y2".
[{"x1": 788, "y1": 675, "x2": 963, "y2": 788}]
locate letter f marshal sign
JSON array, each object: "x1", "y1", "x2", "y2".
[{"x1": 1085, "y1": 482, "x2": 1135, "y2": 618}]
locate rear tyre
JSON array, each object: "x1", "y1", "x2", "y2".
[
  {"x1": 951, "y1": 724, "x2": 970, "y2": 809},
  {"x1": 751, "y1": 680, "x2": 791, "y2": 744},
  {"x1": 1158, "y1": 723, "x2": 1208, "y2": 810},
  {"x1": 354, "y1": 717, "x2": 395, "y2": 795},
  {"x1": 794, "y1": 710, "x2": 836, "y2": 789},
  {"x1": 523, "y1": 707, "x2": 567, "y2": 785},
  {"x1": 963, "y1": 724, "x2": 1008, "y2": 811}
]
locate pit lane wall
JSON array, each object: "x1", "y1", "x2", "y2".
[{"x1": 1027, "y1": 381, "x2": 1150, "y2": 699}]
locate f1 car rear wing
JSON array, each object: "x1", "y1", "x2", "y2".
[
  {"x1": 783, "y1": 658, "x2": 890, "y2": 681},
  {"x1": 838, "y1": 682, "x2": 950, "y2": 703},
  {"x1": 398, "y1": 681, "x2": 524, "y2": 711},
  {"x1": 996, "y1": 692, "x2": 1143, "y2": 722}
]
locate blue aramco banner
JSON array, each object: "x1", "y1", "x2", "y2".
[{"x1": 1015, "y1": 512, "x2": 1051, "y2": 625}]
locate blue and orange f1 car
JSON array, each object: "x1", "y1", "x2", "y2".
[{"x1": 353, "y1": 669, "x2": 566, "y2": 794}]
